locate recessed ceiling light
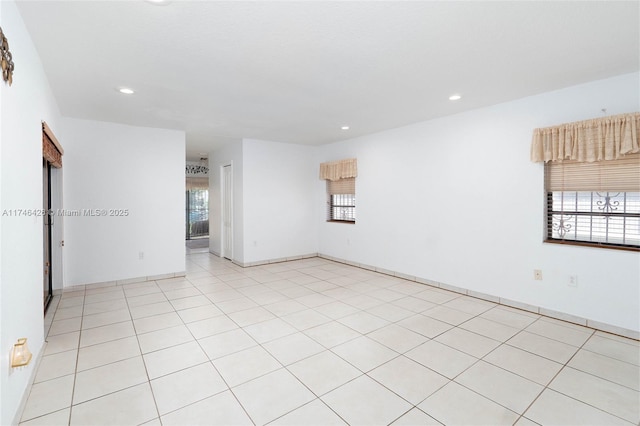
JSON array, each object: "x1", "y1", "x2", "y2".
[
  {"x1": 341, "y1": 126, "x2": 350, "y2": 130},
  {"x1": 145, "y1": 0, "x2": 171, "y2": 5},
  {"x1": 449, "y1": 94, "x2": 462, "y2": 101},
  {"x1": 118, "y1": 88, "x2": 134, "y2": 95}
]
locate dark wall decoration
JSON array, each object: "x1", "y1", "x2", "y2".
[{"x1": 1, "y1": 26, "x2": 14, "y2": 86}]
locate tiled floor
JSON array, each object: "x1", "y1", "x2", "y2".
[{"x1": 21, "y1": 253, "x2": 640, "y2": 425}]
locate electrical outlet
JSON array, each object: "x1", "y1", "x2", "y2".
[
  {"x1": 534, "y1": 269, "x2": 543, "y2": 280},
  {"x1": 568, "y1": 275, "x2": 578, "y2": 287}
]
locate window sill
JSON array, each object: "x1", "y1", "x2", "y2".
[{"x1": 544, "y1": 239, "x2": 640, "y2": 252}]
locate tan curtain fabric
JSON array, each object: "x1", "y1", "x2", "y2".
[
  {"x1": 319, "y1": 158, "x2": 357, "y2": 181},
  {"x1": 327, "y1": 177, "x2": 355, "y2": 195},
  {"x1": 530, "y1": 112, "x2": 640, "y2": 163},
  {"x1": 545, "y1": 152, "x2": 640, "y2": 192},
  {"x1": 186, "y1": 177, "x2": 209, "y2": 191}
]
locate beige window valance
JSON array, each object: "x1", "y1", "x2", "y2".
[
  {"x1": 319, "y1": 158, "x2": 357, "y2": 181},
  {"x1": 530, "y1": 112, "x2": 639, "y2": 163},
  {"x1": 42, "y1": 121, "x2": 63, "y2": 168},
  {"x1": 186, "y1": 177, "x2": 208, "y2": 191}
]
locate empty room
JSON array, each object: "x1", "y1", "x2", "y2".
[{"x1": 0, "y1": 1, "x2": 638, "y2": 425}]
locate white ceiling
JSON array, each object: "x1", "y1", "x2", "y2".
[{"x1": 16, "y1": 1, "x2": 640, "y2": 160}]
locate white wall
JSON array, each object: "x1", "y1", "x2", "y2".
[
  {"x1": 242, "y1": 139, "x2": 318, "y2": 263},
  {"x1": 209, "y1": 140, "x2": 244, "y2": 263},
  {"x1": 0, "y1": 1, "x2": 63, "y2": 423},
  {"x1": 60, "y1": 118, "x2": 185, "y2": 286},
  {"x1": 318, "y1": 72, "x2": 640, "y2": 333}
]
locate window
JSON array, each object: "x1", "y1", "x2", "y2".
[
  {"x1": 544, "y1": 153, "x2": 640, "y2": 250},
  {"x1": 327, "y1": 177, "x2": 355, "y2": 223},
  {"x1": 319, "y1": 158, "x2": 357, "y2": 224},
  {"x1": 330, "y1": 193, "x2": 356, "y2": 222}
]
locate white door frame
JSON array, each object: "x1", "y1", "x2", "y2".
[{"x1": 221, "y1": 163, "x2": 233, "y2": 260}]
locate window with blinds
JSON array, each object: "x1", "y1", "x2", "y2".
[
  {"x1": 327, "y1": 177, "x2": 355, "y2": 223},
  {"x1": 545, "y1": 152, "x2": 640, "y2": 249}
]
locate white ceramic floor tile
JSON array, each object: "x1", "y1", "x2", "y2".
[
  {"x1": 81, "y1": 309, "x2": 131, "y2": 330},
  {"x1": 303, "y1": 321, "x2": 361, "y2": 348},
  {"x1": 321, "y1": 375, "x2": 412, "y2": 426},
  {"x1": 48, "y1": 317, "x2": 82, "y2": 336},
  {"x1": 282, "y1": 309, "x2": 332, "y2": 331},
  {"x1": 263, "y1": 332, "x2": 324, "y2": 366},
  {"x1": 397, "y1": 314, "x2": 453, "y2": 338},
  {"x1": 53, "y1": 305, "x2": 84, "y2": 320},
  {"x1": 82, "y1": 299, "x2": 128, "y2": 316},
  {"x1": 263, "y1": 299, "x2": 308, "y2": 316},
  {"x1": 455, "y1": 360, "x2": 544, "y2": 414},
  {"x1": 524, "y1": 389, "x2": 631, "y2": 426},
  {"x1": 336, "y1": 311, "x2": 389, "y2": 334},
  {"x1": 70, "y1": 382, "x2": 157, "y2": 425},
  {"x1": 132, "y1": 312, "x2": 182, "y2": 335},
  {"x1": 228, "y1": 306, "x2": 276, "y2": 327},
  {"x1": 583, "y1": 334, "x2": 640, "y2": 366},
  {"x1": 21, "y1": 375, "x2": 75, "y2": 422},
  {"x1": 420, "y1": 305, "x2": 474, "y2": 325},
  {"x1": 129, "y1": 301, "x2": 175, "y2": 320},
  {"x1": 170, "y1": 295, "x2": 211, "y2": 310},
  {"x1": 19, "y1": 408, "x2": 70, "y2": 425},
  {"x1": 198, "y1": 328, "x2": 257, "y2": 360},
  {"x1": 176, "y1": 304, "x2": 223, "y2": 323},
  {"x1": 137, "y1": 324, "x2": 194, "y2": 353},
  {"x1": 367, "y1": 324, "x2": 428, "y2": 354},
  {"x1": 569, "y1": 349, "x2": 640, "y2": 390},
  {"x1": 34, "y1": 349, "x2": 77, "y2": 383},
  {"x1": 44, "y1": 331, "x2": 80, "y2": 355},
  {"x1": 391, "y1": 408, "x2": 442, "y2": 425},
  {"x1": 483, "y1": 343, "x2": 563, "y2": 385},
  {"x1": 480, "y1": 306, "x2": 539, "y2": 329},
  {"x1": 313, "y1": 301, "x2": 360, "y2": 320},
  {"x1": 270, "y1": 399, "x2": 347, "y2": 425},
  {"x1": 525, "y1": 319, "x2": 593, "y2": 347},
  {"x1": 507, "y1": 331, "x2": 580, "y2": 364},
  {"x1": 73, "y1": 356, "x2": 148, "y2": 404},
  {"x1": 243, "y1": 317, "x2": 298, "y2": 343},
  {"x1": 460, "y1": 317, "x2": 520, "y2": 342},
  {"x1": 77, "y1": 335, "x2": 140, "y2": 371},
  {"x1": 160, "y1": 390, "x2": 252, "y2": 426},
  {"x1": 143, "y1": 341, "x2": 208, "y2": 379},
  {"x1": 419, "y1": 382, "x2": 519, "y2": 425},
  {"x1": 434, "y1": 327, "x2": 500, "y2": 358},
  {"x1": 332, "y1": 336, "x2": 399, "y2": 372},
  {"x1": 233, "y1": 368, "x2": 316, "y2": 425},
  {"x1": 80, "y1": 320, "x2": 136, "y2": 348},
  {"x1": 405, "y1": 340, "x2": 477, "y2": 379},
  {"x1": 549, "y1": 367, "x2": 639, "y2": 423},
  {"x1": 369, "y1": 356, "x2": 449, "y2": 404},
  {"x1": 392, "y1": 296, "x2": 437, "y2": 313},
  {"x1": 442, "y1": 296, "x2": 496, "y2": 315},
  {"x1": 215, "y1": 297, "x2": 260, "y2": 314},
  {"x1": 213, "y1": 345, "x2": 282, "y2": 387},
  {"x1": 150, "y1": 362, "x2": 228, "y2": 416},
  {"x1": 187, "y1": 315, "x2": 240, "y2": 340},
  {"x1": 126, "y1": 292, "x2": 168, "y2": 308},
  {"x1": 288, "y1": 350, "x2": 362, "y2": 396}
]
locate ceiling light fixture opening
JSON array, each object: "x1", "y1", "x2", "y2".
[
  {"x1": 341, "y1": 126, "x2": 350, "y2": 130},
  {"x1": 145, "y1": 0, "x2": 172, "y2": 5},
  {"x1": 449, "y1": 94, "x2": 462, "y2": 101},
  {"x1": 118, "y1": 88, "x2": 135, "y2": 95}
]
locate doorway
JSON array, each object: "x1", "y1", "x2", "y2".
[
  {"x1": 221, "y1": 164, "x2": 233, "y2": 260},
  {"x1": 42, "y1": 122, "x2": 63, "y2": 313},
  {"x1": 42, "y1": 158, "x2": 52, "y2": 311}
]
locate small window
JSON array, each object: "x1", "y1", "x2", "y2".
[
  {"x1": 330, "y1": 193, "x2": 355, "y2": 222},
  {"x1": 327, "y1": 177, "x2": 355, "y2": 223},
  {"x1": 545, "y1": 153, "x2": 640, "y2": 250}
]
